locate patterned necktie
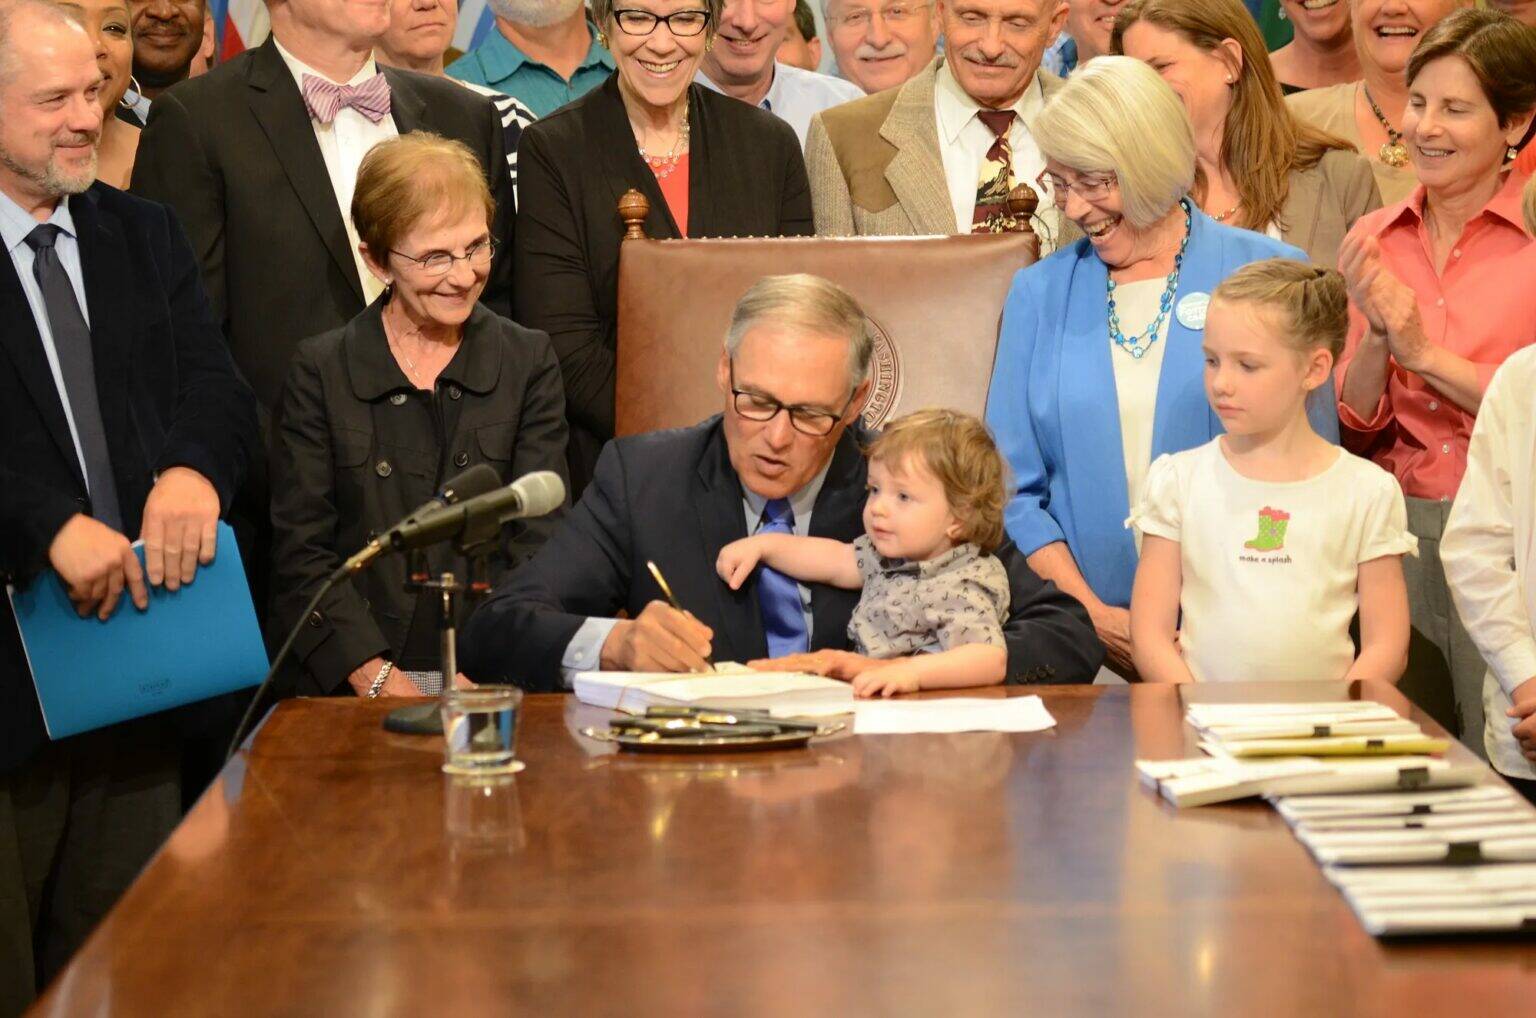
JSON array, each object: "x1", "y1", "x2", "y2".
[
  {"x1": 972, "y1": 109, "x2": 1018, "y2": 234},
  {"x1": 25, "y1": 224, "x2": 123, "y2": 532},
  {"x1": 300, "y1": 72, "x2": 392, "y2": 125},
  {"x1": 757, "y1": 498, "x2": 810, "y2": 658}
]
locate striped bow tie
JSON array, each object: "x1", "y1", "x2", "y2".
[{"x1": 300, "y1": 72, "x2": 392, "y2": 125}]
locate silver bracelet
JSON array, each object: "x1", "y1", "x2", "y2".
[{"x1": 366, "y1": 661, "x2": 395, "y2": 699}]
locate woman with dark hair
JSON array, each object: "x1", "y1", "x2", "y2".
[
  {"x1": 1287, "y1": 0, "x2": 1470, "y2": 205},
  {"x1": 1337, "y1": 8, "x2": 1536, "y2": 745},
  {"x1": 1114, "y1": 0, "x2": 1381, "y2": 267},
  {"x1": 1269, "y1": 0, "x2": 1360, "y2": 95}
]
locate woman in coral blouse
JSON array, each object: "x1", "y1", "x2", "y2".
[{"x1": 1337, "y1": 9, "x2": 1536, "y2": 746}]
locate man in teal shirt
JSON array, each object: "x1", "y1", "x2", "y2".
[{"x1": 447, "y1": 0, "x2": 615, "y2": 117}]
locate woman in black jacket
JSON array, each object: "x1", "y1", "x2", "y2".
[
  {"x1": 514, "y1": 0, "x2": 814, "y2": 496},
  {"x1": 271, "y1": 133, "x2": 568, "y2": 698}
]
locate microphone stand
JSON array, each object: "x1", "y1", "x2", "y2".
[{"x1": 380, "y1": 496, "x2": 505, "y2": 735}]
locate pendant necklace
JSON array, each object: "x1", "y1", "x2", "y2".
[{"x1": 1363, "y1": 85, "x2": 1409, "y2": 168}]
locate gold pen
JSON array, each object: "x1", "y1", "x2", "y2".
[{"x1": 646, "y1": 560, "x2": 716, "y2": 672}]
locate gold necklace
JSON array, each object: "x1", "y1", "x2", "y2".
[
  {"x1": 1363, "y1": 84, "x2": 1409, "y2": 168},
  {"x1": 1210, "y1": 200, "x2": 1242, "y2": 223}
]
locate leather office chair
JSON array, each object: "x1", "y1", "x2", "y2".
[{"x1": 613, "y1": 190, "x2": 1041, "y2": 436}]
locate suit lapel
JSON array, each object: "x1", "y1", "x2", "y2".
[
  {"x1": 880, "y1": 64, "x2": 955, "y2": 236},
  {"x1": 693, "y1": 424, "x2": 761, "y2": 662},
  {"x1": 683, "y1": 86, "x2": 711, "y2": 238},
  {"x1": 383, "y1": 67, "x2": 427, "y2": 135},
  {"x1": 0, "y1": 232, "x2": 84, "y2": 489},
  {"x1": 71, "y1": 190, "x2": 133, "y2": 489},
  {"x1": 244, "y1": 40, "x2": 365, "y2": 303},
  {"x1": 1280, "y1": 166, "x2": 1321, "y2": 260},
  {"x1": 593, "y1": 76, "x2": 681, "y2": 240}
]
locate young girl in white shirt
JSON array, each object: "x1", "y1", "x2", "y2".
[{"x1": 1129, "y1": 259, "x2": 1415, "y2": 684}]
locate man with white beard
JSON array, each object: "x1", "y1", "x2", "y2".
[{"x1": 446, "y1": 0, "x2": 615, "y2": 116}]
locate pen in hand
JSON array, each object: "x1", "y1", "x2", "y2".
[{"x1": 645, "y1": 560, "x2": 716, "y2": 673}]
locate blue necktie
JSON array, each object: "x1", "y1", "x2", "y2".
[{"x1": 757, "y1": 498, "x2": 808, "y2": 657}]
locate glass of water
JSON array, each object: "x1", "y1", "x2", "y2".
[{"x1": 440, "y1": 685, "x2": 523, "y2": 775}]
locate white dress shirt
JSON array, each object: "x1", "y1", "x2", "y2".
[
  {"x1": 272, "y1": 40, "x2": 397, "y2": 304},
  {"x1": 0, "y1": 189, "x2": 91, "y2": 483},
  {"x1": 695, "y1": 62, "x2": 864, "y2": 147},
  {"x1": 559, "y1": 460, "x2": 833, "y2": 683},
  {"x1": 933, "y1": 62, "x2": 1057, "y2": 247},
  {"x1": 1441, "y1": 347, "x2": 1536, "y2": 781}
]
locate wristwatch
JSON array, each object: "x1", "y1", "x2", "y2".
[{"x1": 366, "y1": 661, "x2": 395, "y2": 699}]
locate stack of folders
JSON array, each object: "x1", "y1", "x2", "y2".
[
  {"x1": 1137, "y1": 702, "x2": 1479, "y2": 808},
  {"x1": 1275, "y1": 786, "x2": 1536, "y2": 935}
]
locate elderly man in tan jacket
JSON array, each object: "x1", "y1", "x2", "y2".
[{"x1": 807, "y1": 0, "x2": 1071, "y2": 243}]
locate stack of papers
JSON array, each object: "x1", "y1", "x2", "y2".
[
  {"x1": 852, "y1": 695, "x2": 1056, "y2": 735},
  {"x1": 574, "y1": 668, "x2": 1059, "y2": 734},
  {"x1": 1135, "y1": 701, "x2": 1472, "y2": 808},
  {"x1": 573, "y1": 666, "x2": 854, "y2": 718},
  {"x1": 1187, "y1": 702, "x2": 1449, "y2": 758},
  {"x1": 1324, "y1": 863, "x2": 1536, "y2": 935},
  {"x1": 1136, "y1": 755, "x2": 1481, "y2": 809},
  {"x1": 1277, "y1": 784, "x2": 1536, "y2": 865},
  {"x1": 1271, "y1": 785, "x2": 1536, "y2": 934}
]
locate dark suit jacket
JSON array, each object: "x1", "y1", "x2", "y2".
[
  {"x1": 269, "y1": 300, "x2": 568, "y2": 696},
  {"x1": 459, "y1": 418, "x2": 1104, "y2": 691},
  {"x1": 514, "y1": 75, "x2": 814, "y2": 496},
  {"x1": 130, "y1": 39, "x2": 514, "y2": 412},
  {"x1": 0, "y1": 184, "x2": 257, "y2": 772}
]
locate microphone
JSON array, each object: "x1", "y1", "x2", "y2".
[
  {"x1": 340, "y1": 464, "x2": 504, "y2": 573},
  {"x1": 342, "y1": 470, "x2": 565, "y2": 572},
  {"x1": 412, "y1": 463, "x2": 502, "y2": 519}
]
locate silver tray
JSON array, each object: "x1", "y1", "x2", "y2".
[{"x1": 580, "y1": 723, "x2": 842, "y2": 754}]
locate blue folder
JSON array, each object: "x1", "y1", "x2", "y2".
[{"x1": 7, "y1": 521, "x2": 269, "y2": 739}]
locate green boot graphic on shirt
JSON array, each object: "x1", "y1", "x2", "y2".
[{"x1": 1243, "y1": 506, "x2": 1291, "y2": 552}]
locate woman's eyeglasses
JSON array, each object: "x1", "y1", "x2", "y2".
[
  {"x1": 1036, "y1": 170, "x2": 1118, "y2": 209},
  {"x1": 613, "y1": 9, "x2": 712, "y2": 36},
  {"x1": 389, "y1": 237, "x2": 497, "y2": 277}
]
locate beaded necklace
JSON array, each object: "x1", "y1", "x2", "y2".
[
  {"x1": 1105, "y1": 199, "x2": 1192, "y2": 360},
  {"x1": 639, "y1": 106, "x2": 691, "y2": 181}
]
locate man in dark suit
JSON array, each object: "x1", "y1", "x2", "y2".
[
  {"x1": 0, "y1": 4, "x2": 256, "y2": 1011},
  {"x1": 461, "y1": 274, "x2": 1102, "y2": 690},
  {"x1": 130, "y1": 0, "x2": 514, "y2": 412}
]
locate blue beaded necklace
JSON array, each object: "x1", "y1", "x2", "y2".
[{"x1": 1106, "y1": 199, "x2": 1193, "y2": 360}]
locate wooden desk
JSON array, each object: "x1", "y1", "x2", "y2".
[{"x1": 31, "y1": 685, "x2": 1536, "y2": 1016}]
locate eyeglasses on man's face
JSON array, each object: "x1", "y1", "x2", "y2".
[
  {"x1": 613, "y1": 8, "x2": 712, "y2": 36},
  {"x1": 1036, "y1": 170, "x2": 1119, "y2": 209},
  {"x1": 728, "y1": 362, "x2": 857, "y2": 437},
  {"x1": 389, "y1": 237, "x2": 497, "y2": 277}
]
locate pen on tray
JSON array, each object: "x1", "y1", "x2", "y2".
[{"x1": 646, "y1": 560, "x2": 716, "y2": 672}]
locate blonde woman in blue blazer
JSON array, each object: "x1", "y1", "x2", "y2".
[{"x1": 986, "y1": 58, "x2": 1339, "y2": 678}]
